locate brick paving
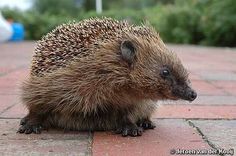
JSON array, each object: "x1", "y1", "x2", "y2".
[{"x1": 0, "y1": 42, "x2": 235, "y2": 156}]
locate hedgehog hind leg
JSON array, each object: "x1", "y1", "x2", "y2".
[{"x1": 18, "y1": 112, "x2": 46, "y2": 134}]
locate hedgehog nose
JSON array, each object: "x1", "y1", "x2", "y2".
[{"x1": 188, "y1": 90, "x2": 197, "y2": 101}]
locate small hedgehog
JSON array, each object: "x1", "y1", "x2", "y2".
[{"x1": 18, "y1": 18, "x2": 197, "y2": 137}]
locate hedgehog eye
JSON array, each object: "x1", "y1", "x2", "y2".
[{"x1": 160, "y1": 68, "x2": 170, "y2": 78}]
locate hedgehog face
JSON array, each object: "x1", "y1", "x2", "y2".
[
  {"x1": 120, "y1": 38, "x2": 197, "y2": 102},
  {"x1": 158, "y1": 65, "x2": 197, "y2": 102}
]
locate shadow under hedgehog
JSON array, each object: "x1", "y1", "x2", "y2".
[{"x1": 18, "y1": 18, "x2": 197, "y2": 137}]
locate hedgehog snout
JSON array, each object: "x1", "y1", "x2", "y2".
[
  {"x1": 172, "y1": 85, "x2": 197, "y2": 102},
  {"x1": 186, "y1": 89, "x2": 197, "y2": 101}
]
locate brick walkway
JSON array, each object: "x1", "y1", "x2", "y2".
[{"x1": 0, "y1": 42, "x2": 235, "y2": 156}]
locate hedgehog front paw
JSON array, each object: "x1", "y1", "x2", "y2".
[
  {"x1": 115, "y1": 124, "x2": 143, "y2": 137},
  {"x1": 18, "y1": 116, "x2": 42, "y2": 134},
  {"x1": 137, "y1": 119, "x2": 156, "y2": 130},
  {"x1": 18, "y1": 123, "x2": 42, "y2": 134}
]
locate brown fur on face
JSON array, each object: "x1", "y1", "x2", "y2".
[
  {"x1": 119, "y1": 33, "x2": 190, "y2": 101},
  {"x1": 19, "y1": 18, "x2": 196, "y2": 136}
]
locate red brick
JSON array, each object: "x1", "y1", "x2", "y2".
[
  {"x1": 0, "y1": 119, "x2": 90, "y2": 140},
  {"x1": 0, "y1": 103, "x2": 27, "y2": 118},
  {"x1": 0, "y1": 68, "x2": 29, "y2": 95},
  {"x1": 93, "y1": 119, "x2": 211, "y2": 156},
  {"x1": 0, "y1": 95, "x2": 19, "y2": 113},
  {"x1": 153, "y1": 105, "x2": 236, "y2": 119},
  {"x1": 171, "y1": 45, "x2": 236, "y2": 72},
  {"x1": 0, "y1": 67, "x2": 13, "y2": 75},
  {"x1": 5, "y1": 68, "x2": 29, "y2": 80},
  {"x1": 157, "y1": 95, "x2": 236, "y2": 105},
  {"x1": 0, "y1": 119, "x2": 91, "y2": 155},
  {"x1": 191, "y1": 80, "x2": 226, "y2": 96},
  {"x1": 0, "y1": 68, "x2": 29, "y2": 83},
  {"x1": 0, "y1": 139, "x2": 90, "y2": 155},
  {"x1": 192, "y1": 95, "x2": 236, "y2": 105},
  {"x1": 183, "y1": 59, "x2": 236, "y2": 72},
  {"x1": 210, "y1": 81, "x2": 236, "y2": 96},
  {"x1": 189, "y1": 72, "x2": 202, "y2": 80},
  {"x1": 197, "y1": 71, "x2": 236, "y2": 81}
]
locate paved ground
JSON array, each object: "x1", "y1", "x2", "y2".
[{"x1": 0, "y1": 42, "x2": 235, "y2": 156}]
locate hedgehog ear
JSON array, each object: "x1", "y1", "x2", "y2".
[{"x1": 120, "y1": 40, "x2": 136, "y2": 66}]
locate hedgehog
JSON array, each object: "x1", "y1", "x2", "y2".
[{"x1": 18, "y1": 17, "x2": 197, "y2": 137}]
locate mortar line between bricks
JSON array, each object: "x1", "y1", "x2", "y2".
[
  {"x1": 0, "y1": 65, "x2": 27, "y2": 77},
  {"x1": 206, "y1": 80, "x2": 232, "y2": 96},
  {"x1": 87, "y1": 131, "x2": 94, "y2": 156},
  {"x1": 0, "y1": 117, "x2": 21, "y2": 119},
  {"x1": 0, "y1": 103, "x2": 17, "y2": 115},
  {"x1": 186, "y1": 120, "x2": 224, "y2": 156},
  {"x1": 0, "y1": 94, "x2": 21, "y2": 95},
  {"x1": 158, "y1": 104, "x2": 236, "y2": 106},
  {"x1": 153, "y1": 117, "x2": 236, "y2": 120},
  {"x1": 0, "y1": 138, "x2": 90, "y2": 141}
]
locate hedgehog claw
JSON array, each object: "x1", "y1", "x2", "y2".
[
  {"x1": 116, "y1": 124, "x2": 143, "y2": 137},
  {"x1": 137, "y1": 119, "x2": 156, "y2": 130},
  {"x1": 18, "y1": 123, "x2": 42, "y2": 134}
]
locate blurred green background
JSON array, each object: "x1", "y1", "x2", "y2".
[{"x1": 1, "y1": 0, "x2": 236, "y2": 47}]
